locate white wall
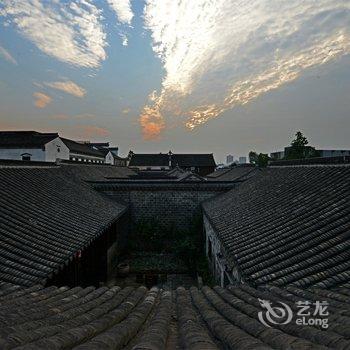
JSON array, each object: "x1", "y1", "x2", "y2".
[
  {"x1": 0, "y1": 137, "x2": 69, "y2": 162},
  {"x1": 70, "y1": 152, "x2": 105, "y2": 163},
  {"x1": 45, "y1": 137, "x2": 70, "y2": 162},
  {"x1": 105, "y1": 152, "x2": 114, "y2": 165},
  {"x1": 0, "y1": 148, "x2": 45, "y2": 161}
]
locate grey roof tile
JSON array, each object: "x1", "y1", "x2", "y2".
[
  {"x1": 203, "y1": 166, "x2": 350, "y2": 289},
  {"x1": 0, "y1": 166, "x2": 127, "y2": 287},
  {"x1": 0, "y1": 283, "x2": 349, "y2": 349}
]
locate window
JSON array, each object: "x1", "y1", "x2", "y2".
[{"x1": 21, "y1": 153, "x2": 31, "y2": 161}]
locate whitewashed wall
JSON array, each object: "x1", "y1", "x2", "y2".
[
  {"x1": 0, "y1": 148, "x2": 45, "y2": 161},
  {"x1": 0, "y1": 137, "x2": 69, "y2": 162},
  {"x1": 105, "y1": 152, "x2": 114, "y2": 165},
  {"x1": 45, "y1": 137, "x2": 69, "y2": 162}
]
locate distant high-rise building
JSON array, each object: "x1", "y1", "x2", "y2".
[
  {"x1": 226, "y1": 154, "x2": 234, "y2": 164},
  {"x1": 239, "y1": 156, "x2": 247, "y2": 164}
]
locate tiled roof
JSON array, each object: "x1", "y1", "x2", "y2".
[
  {"x1": 172, "y1": 154, "x2": 216, "y2": 167},
  {"x1": 203, "y1": 165, "x2": 350, "y2": 288},
  {"x1": 129, "y1": 154, "x2": 170, "y2": 167},
  {"x1": 61, "y1": 138, "x2": 105, "y2": 158},
  {"x1": 0, "y1": 282, "x2": 349, "y2": 349},
  {"x1": 95, "y1": 148, "x2": 124, "y2": 160},
  {"x1": 0, "y1": 131, "x2": 58, "y2": 148},
  {"x1": 175, "y1": 171, "x2": 205, "y2": 182},
  {"x1": 97, "y1": 148, "x2": 110, "y2": 156},
  {"x1": 166, "y1": 167, "x2": 205, "y2": 182},
  {"x1": 0, "y1": 166, "x2": 126, "y2": 286},
  {"x1": 129, "y1": 153, "x2": 216, "y2": 167},
  {"x1": 60, "y1": 163, "x2": 136, "y2": 181},
  {"x1": 206, "y1": 165, "x2": 257, "y2": 181}
]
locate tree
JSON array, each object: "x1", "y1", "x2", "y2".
[
  {"x1": 291, "y1": 131, "x2": 309, "y2": 148},
  {"x1": 257, "y1": 153, "x2": 269, "y2": 167},
  {"x1": 249, "y1": 151, "x2": 269, "y2": 167},
  {"x1": 286, "y1": 131, "x2": 319, "y2": 160},
  {"x1": 249, "y1": 151, "x2": 258, "y2": 164}
]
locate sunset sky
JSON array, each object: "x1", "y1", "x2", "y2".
[{"x1": 0, "y1": 0, "x2": 349, "y2": 162}]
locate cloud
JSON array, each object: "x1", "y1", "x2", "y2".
[
  {"x1": 186, "y1": 33, "x2": 350, "y2": 129},
  {"x1": 139, "y1": 104, "x2": 165, "y2": 140},
  {"x1": 141, "y1": 0, "x2": 350, "y2": 138},
  {"x1": 74, "y1": 125, "x2": 110, "y2": 138},
  {"x1": 120, "y1": 34, "x2": 129, "y2": 46},
  {"x1": 106, "y1": 0, "x2": 133, "y2": 24},
  {"x1": 45, "y1": 80, "x2": 86, "y2": 98},
  {"x1": 0, "y1": 45, "x2": 17, "y2": 64},
  {"x1": 33, "y1": 92, "x2": 52, "y2": 108},
  {"x1": 0, "y1": 0, "x2": 107, "y2": 68},
  {"x1": 106, "y1": 1, "x2": 133, "y2": 46}
]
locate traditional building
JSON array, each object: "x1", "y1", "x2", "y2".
[
  {"x1": 0, "y1": 131, "x2": 108, "y2": 163},
  {"x1": 0, "y1": 131, "x2": 68, "y2": 162},
  {"x1": 86, "y1": 143, "x2": 127, "y2": 166},
  {"x1": 0, "y1": 162, "x2": 128, "y2": 287},
  {"x1": 129, "y1": 151, "x2": 216, "y2": 176},
  {"x1": 61, "y1": 138, "x2": 105, "y2": 163},
  {"x1": 0, "y1": 158, "x2": 350, "y2": 348},
  {"x1": 203, "y1": 162, "x2": 350, "y2": 288},
  {"x1": 100, "y1": 148, "x2": 128, "y2": 166}
]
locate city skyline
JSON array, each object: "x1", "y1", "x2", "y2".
[{"x1": 0, "y1": 1, "x2": 350, "y2": 163}]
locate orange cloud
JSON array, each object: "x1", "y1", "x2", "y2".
[
  {"x1": 139, "y1": 103, "x2": 165, "y2": 140},
  {"x1": 33, "y1": 92, "x2": 52, "y2": 108},
  {"x1": 75, "y1": 125, "x2": 110, "y2": 138}
]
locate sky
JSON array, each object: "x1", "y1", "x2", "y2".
[{"x1": 0, "y1": 0, "x2": 349, "y2": 163}]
